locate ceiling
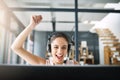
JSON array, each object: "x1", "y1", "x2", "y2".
[{"x1": 2, "y1": 0, "x2": 120, "y2": 32}]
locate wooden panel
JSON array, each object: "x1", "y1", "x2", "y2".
[{"x1": 104, "y1": 46, "x2": 111, "y2": 64}]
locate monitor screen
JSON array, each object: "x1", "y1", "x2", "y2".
[{"x1": 0, "y1": 64, "x2": 120, "y2": 80}]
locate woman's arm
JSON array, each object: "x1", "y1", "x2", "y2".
[{"x1": 11, "y1": 15, "x2": 46, "y2": 65}]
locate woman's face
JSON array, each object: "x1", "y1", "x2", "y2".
[{"x1": 51, "y1": 37, "x2": 68, "y2": 64}]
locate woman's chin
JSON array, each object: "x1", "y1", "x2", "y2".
[{"x1": 55, "y1": 60, "x2": 64, "y2": 64}]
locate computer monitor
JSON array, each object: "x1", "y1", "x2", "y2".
[{"x1": 0, "y1": 64, "x2": 120, "y2": 80}]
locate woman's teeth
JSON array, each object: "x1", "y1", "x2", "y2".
[{"x1": 56, "y1": 55, "x2": 63, "y2": 59}]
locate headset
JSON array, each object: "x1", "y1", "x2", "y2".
[{"x1": 47, "y1": 32, "x2": 71, "y2": 54}]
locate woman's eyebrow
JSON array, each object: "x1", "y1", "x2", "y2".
[
  {"x1": 62, "y1": 45, "x2": 67, "y2": 47},
  {"x1": 52, "y1": 45, "x2": 67, "y2": 46}
]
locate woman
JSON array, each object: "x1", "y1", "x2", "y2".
[{"x1": 11, "y1": 15, "x2": 78, "y2": 65}]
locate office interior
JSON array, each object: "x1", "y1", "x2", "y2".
[{"x1": 0, "y1": 0, "x2": 120, "y2": 65}]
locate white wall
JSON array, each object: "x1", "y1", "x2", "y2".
[{"x1": 99, "y1": 13, "x2": 120, "y2": 41}]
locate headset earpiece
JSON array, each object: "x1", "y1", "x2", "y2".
[
  {"x1": 68, "y1": 43, "x2": 71, "y2": 53},
  {"x1": 47, "y1": 36, "x2": 51, "y2": 53},
  {"x1": 47, "y1": 44, "x2": 51, "y2": 53}
]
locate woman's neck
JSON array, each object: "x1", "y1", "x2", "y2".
[{"x1": 52, "y1": 60, "x2": 64, "y2": 65}]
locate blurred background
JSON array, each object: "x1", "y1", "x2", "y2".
[{"x1": 0, "y1": 0, "x2": 120, "y2": 65}]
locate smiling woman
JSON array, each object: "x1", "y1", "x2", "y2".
[
  {"x1": 11, "y1": 15, "x2": 78, "y2": 65},
  {"x1": 46, "y1": 32, "x2": 77, "y2": 65}
]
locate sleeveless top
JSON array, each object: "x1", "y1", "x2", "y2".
[{"x1": 46, "y1": 57, "x2": 75, "y2": 65}]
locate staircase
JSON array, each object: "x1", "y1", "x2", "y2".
[{"x1": 95, "y1": 28, "x2": 120, "y2": 65}]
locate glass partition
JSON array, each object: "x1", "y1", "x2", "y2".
[{"x1": 0, "y1": 0, "x2": 120, "y2": 65}]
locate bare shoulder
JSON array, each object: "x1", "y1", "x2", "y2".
[{"x1": 74, "y1": 60, "x2": 79, "y2": 64}]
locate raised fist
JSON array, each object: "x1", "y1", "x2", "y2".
[{"x1": 30, "y1": 15, "x2": 42, "y2": 25}]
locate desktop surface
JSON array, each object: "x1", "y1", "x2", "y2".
[{"x1": 0, "y1": 64, "x2": 120, "y2": 80}]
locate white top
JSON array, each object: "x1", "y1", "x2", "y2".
[{"x1": 46, "y1": 57, "x2": 74, "y2": 65}]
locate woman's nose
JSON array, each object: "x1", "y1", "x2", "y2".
[{"x1": 57, "y1": 48, "x2": 63, "y2": 54}]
